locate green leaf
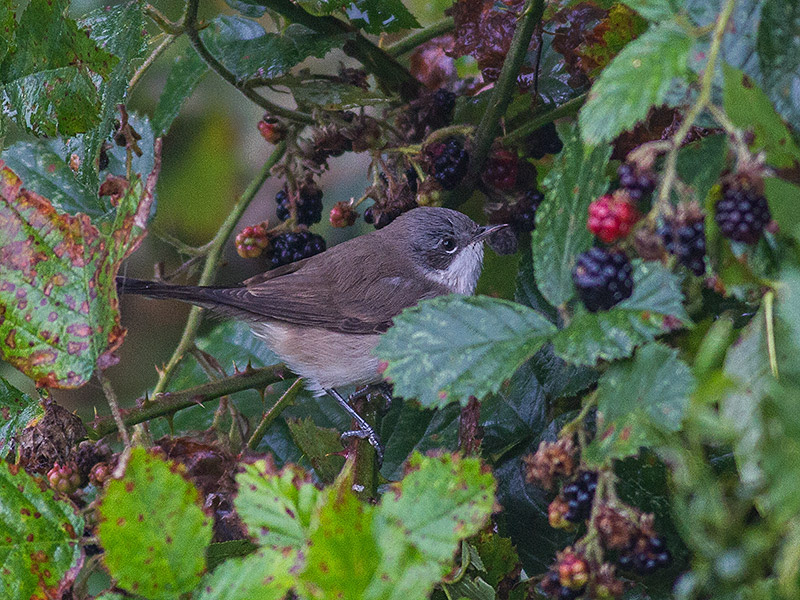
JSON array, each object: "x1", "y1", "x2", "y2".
[
  {"x1": 199, "y1": 16, "x2": 351, "y2": 81},
  {"x1": 196, "y1": 547, "x2": 299, "y2": 600},
  {"x1": 0, "y1": 460, "x2": 84, "y2": 600},
  {"x1": 0, "y1": 162, "x2": 154, "y2": 388},
  {"x1": 757, "y1": 0, "x2": 800, "y2": 124},
  {"x1": 676, "y1": 134, "x2": 728, "y2": 205},
  {"x1": 224, "y1": 0, "x2": 267, "y2": 17},
  {"x1": 0, "y1": 377, "x2": 43, "y2": 453},
  {"x1": 532, "y1": 122, "x2": 612, "y2": 307},
  {"x1": 235, "y1": 461, "x2": 321, "y2": 549},
  {"x1": 0, "y1": 141, "x2": 105, "y2": 217},
  {"x1": 288, "y1": 77, "x2": 393, "y2": 111},
  {"x1": 377, "y1": 295, "x2": 557, "y2": 408},
  {"x1": 0, "y1": 0, "x2": 15, "y2": 65},
  {"x1": 722, "y1": 64, "x2": 800, "y2": 169},
  {"x1": 586, "y1": 343, "x2": 694, "y2": 465},
  {"x1": 622, "y1": 0, "x2": 682, "y2": 21},
  {"x1": 153, "y1": 46, "x2": 208, "y2": 137},
  {"x1": 514, "y1": 243, "x2": 558, "y2": 322},
  {"x1": 344, "y1": 0, "x2": 420, "y2": 34},
  {"x1": 766, "y1": 177, "x2": 800, "y2": 244},
  {"x1": 96, "y1": 448, "x2": 212, "y2": 600},
  {"x1": 579, "y1": 22, "x2": 692, "y2": 144},
  {"x1": 206, "y1": 539, "x2": 258, "y2": 571},
  {"x1": 76, "y1": 1, "x2": 148, "y2": 189},
  {"x1": 552, "y1": 261, "x2": 689, "y2": 365},
  {"x1": 286, "y1": 417, "x2": 346, "y2": 484}
]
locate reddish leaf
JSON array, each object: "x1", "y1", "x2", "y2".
[{"x1": 0, "y1": 140, "x2": 161, "y2": 388}]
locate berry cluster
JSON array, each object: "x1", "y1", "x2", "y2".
[
  {"x1": 524, "y1": 437, "x2": 577, "y2": 490},
  {"x1": 562, "y1": 471, "x2": 599, "y2": 523},
  {"x1": 659, "y1": 202, "x2": 706, "y2": 276},
  {"x1": 541, "y1": 549, "x2": 590, "y2": 600},
  {"x1": 427, "y1": 138, "x2": 469, "y2": 190},
  {"x1": 235, "y1": 225, "x2": 270, "y2": 259},
  {"x1": 276, "y1": 182, "x2": 324, "y2": 226},
  {"x1": 397, "y1": 88, "x2": 456, "y2": 142},
  {"x1": 618, "y1": 534, "x2": 671, "y2": 575},
  {"x1": 47, "y1": 461, "x2": 81, "y2": 494},
  {"x1": 588, "y1": 193, "x2": 640, "y2": 243},
  {"x1": 525, "y1": 122, "x2": 564, "y2": 159},
  {"x1": 482, "y1": 149, "x2": 518, "y2": 190},
  {"x1": 573, "y1": 247, "x2": 634, "y2": 312},
  {"x1": 716, "y1": 173, "x2": 772, "y2": 244},
  {"x1": 617, "y1": 162, "x2": 656, "y2": 202},
  {"x1": 512, "y1": 189, "x2": 544, "y2": 232},
  {"x1": 268, "y1": 231, "x2": 326, "y2": 268}
]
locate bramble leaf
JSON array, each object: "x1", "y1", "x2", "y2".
[
  {"x1": 153, "y1": 46, "x2": 209, "y2": 137},
  {"x1": 532, "y1": 122, "x2": 612, "y2": 307},
  {"x1": 0, "y1": 157, "x2": 157, "y2": 388},
  {"x1": 553, "y1": 261, "x2": 688, "y2": 365},
  {"x1": 344, "y1": 0, "x2": 420, "y2": 34},
  {"x1": 579, "y1": 22, "x2": 692, "y2": 144},
  {"x1": 376, "y1": 295, "x2": 556, "y2": 408},
  {"x1": 586, "y1": 343, "x2": 694, "y2": 465},
  {"x1": 757, "y1": 0, "x2": 800, "y2": 124},
  {"x1": 0, "y1": 377, "x2": 43, "y2": 453},
  {"x1": 0, "y1": 460, "x2": 84, "y2": 600},
  {"x1": 622, "y1": 0, "x2": 682, "y2": 21},
  {"x1": 96, "y1": 448, "x2": 212, "y2": 600},
  {"x1": 196, "y1": 547, "x2": 299, "y2": 600}
]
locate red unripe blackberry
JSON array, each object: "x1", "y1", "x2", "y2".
[
  {"x1": 617, "y1": 162, "x2": 656, "y2": 201},
  {"x1": 428, "y1": 138, "x2": 469, "y2": 190},
  {"x1": 588, "y1": 193, "x2": 640, "y2": 243},
  {"x1": 329, "y1": 201, "x2": 357, "y2": 228},
  {"x1": 716, "y1": 173, "x2": 771, "y2": 244},
  {"x1": 573, "y1": 247, "x2": 634, "y2": 312},
  {"x1": 235, "y1": 225, "x2": 270, "y2": 258},
  {"x1": 482, "y1": 149, "x2": 518, "y2": 190},
  {"x1": 558, "y1": 550, "x2": 590, "y2": 590},
  {"x1": 257, "y1": 117, "x2": 286, "y2": 144},
  {"x1": 47, "y1": 461, "x2": 81, "y2": 494},
  {"x1": 268, "y1": 231, "x2": 325, "y2": 268}
]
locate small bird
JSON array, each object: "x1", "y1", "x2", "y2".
[{"x1": 118, "y1": 207, "x2": 505, "y2": 460}]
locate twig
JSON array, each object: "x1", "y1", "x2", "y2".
[
  {"x1": 129, "y1": 33, "x2": 177, "y2": 92},
  {"x1": 385, "y1": 17, "x2": 455, "y2": 57},
  {"x1": 183, "y1": 0, "x2": 315, "y2": 124},
  {"x1": 87, "y1": 364, "x2": 288, "y2": 439},
  {"x1": 501, "y1": 93, "x2": 587, "y2": 145},
  {"x1": 247, "y1": 378, "x2": 304, "y2": 450},
  {"x1": 151, "y1": 142, "x2": 287, "y2": 396},
  {"x1": 765, "y1": 290, "x2": 779, "y2": 379},
  {"x1": 96, "y1": 370, "x2": 131, "y2": 446},
  {"x1": 145, "y1": 3, "x2": 184, "y2": 35}
]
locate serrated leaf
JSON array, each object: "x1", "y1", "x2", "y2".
[
  {"x1": 96, "y1": 448, "x2": 212, "y2": 600},
  {"x1": 622, "y1": 0, "x2": 682, "y2": 21},
  {"x1": 532, "y1": 122, "x2": 612, "y2": 307},
  {"x1": 199, "y1": 16, "x2": 350, "y2": 81},
  {"x1": 344, "y1": 0, "x2": 420, "y2": 34},
  {"x1": 766, "y1": 177, "x2": 800, "y2": 243},
  {"x1": 206, "y1": 539, "x2": 258, "y2": 571},
  {"x1": 0, "y1": 0, "x2": 15, "y2": 65},
  {"x1": 235, "y1": 461, "x2": 321, "y2": 549},
  {"x1": 0, "y1": 377, "x2": 43, "y2": 453},
  {"x1": 757, "y1": 0, "x2": 800, "y2": 124},
  {"x1": 288, "y1": 78, "x2": 392, "y2": 111},
  {"x1": 579, "y1": 22, "x2": 692, "y2": 144},
  {"x1": 153, "y1": 46, "x2": 208, "y2": 137},
  {"x1": 196, "y1": 547, "x2": 299, "y2": 600},
  {"x1": 0, "y1": 460, "x2": 84, "y2": 600},
  {"x1": 377, "y1": 295, "x2": 556, "y2": 408},
  {"x1": 722, "y1": 64, "x2": 800, "y2": 169},
  {"x1": 676, "y1": 134, "x2": 728, "y2": 205},
  {"x1": 586, "y1": 343, "x2": 694, "y2": 465},
  {"x1": 552, "y1": 261, "x2": 688, "y2": 365},
  {"x1": 0, "y1": 160, "x2": 155, "y2": 388},
  {"x1": 224, "y1": 0, "x2": 267, "y2": 17},
  {"x1": 514, "y1": 243, "x2": 558, "y2": 322},
  {"x1": 286, "y1": 418, "x2": 345, "y2": 484}
]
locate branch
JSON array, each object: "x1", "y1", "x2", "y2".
[
  {"x1": 151, "y1": 141, "x2": 287, "y2": 396},
  {"x1": 87, "y1": 365, "x2": 289, "y2": 439},
  {"x1": 247, "y1": 378, "x2": 304, "y2": 450},
  {"x1": 257, "y1": 0, "x2": 422, "y2": 100},
  {"x1": 501, "y1": 93, "x2": 587, "y2": 145},
  {"x1": 386, "y1": 17, "x2": 455, "y2": 57},
  {"x1": 184, "y1": 0, "x2": 315, "y2": 124}
]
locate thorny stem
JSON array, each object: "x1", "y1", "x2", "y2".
[
  {"x1": 151, "y1": 142, "x2": 287, "y2": 397},
  {"x1": 96, "y1": 370, "x2": 131, "y2": 446},
  {"x1": 145, "y1": 3, "x2": 184, "y2": 35},
  {"x1": 129, "y1": 33, "x2": 177, "y2": 92},
  {"x1": 88, "y1": 364, "x2": 288, "y2": 439},
  {"x1": 652, "y1": 0, "x2": 737, "y2": 219},
  {"x1": 183, "y1": 0, "x2": 315, "y2": 124},
  {"x1": 247, "y1": 378, "x2": 304, "y2": 451},
  {"x1": 385, "y1": 17, "x2": 455, "y2": 57},
  {"x1": 501, "y1": 93, "x2": 588, "y2": 145}
]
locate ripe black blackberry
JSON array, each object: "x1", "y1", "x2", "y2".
[
  {"x1": 618, "y1": 162, "x2": 656, "y2": 202},
  {"x1": 275, "y1": 189, "x2": 290, "y2": 222},
  {"x1": 275, "y1": 184, "x2": 324, "y2": 226},
  {"x1": 268, "y1": 231, "x2": 326, "y2": 268},
  {"x1": 513, "y1": 189, "x2": 544, "y2": 233},
  {"x1": 618, "y1": 535, "x2": 671, "y2": 575},
  {"x1": 525, "y1": 122, "x2": 563, "y2": 159},
  {"x1": 429, "y1": 138, "x2": 469, "y2": 190},
  {"x1": 573, "y1": 248, "x2": 634, "y2": 312},
  {"x1": 562, "y1": 471, "x2": 598, "y2": 523},
  {"x1": 715, "y1": 173, "x2": 772, "y2": 244},
  {"x1": 659, "y1": 203, "x2": 706, "y2": 276}
]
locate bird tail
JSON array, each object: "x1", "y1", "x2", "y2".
[{"x1": 115, "y1": 276, "x2": 242, "y2": 313}]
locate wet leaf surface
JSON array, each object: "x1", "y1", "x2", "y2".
[{"x1": 0, "y1": 377, "x2": 43, "y2": 454}]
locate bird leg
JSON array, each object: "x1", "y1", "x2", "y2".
[{"x1": 325, "y1": 388, "x2": 384, "y2": 465}]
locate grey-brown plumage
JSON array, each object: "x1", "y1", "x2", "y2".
[{"x1": 118, "y1": 207, "x2": 504, "y2": 394}]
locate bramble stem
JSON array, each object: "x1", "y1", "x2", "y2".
[
  {"x1": 247, "y1": 378, "x2": 304, "y2": 450},
  {"x1": 129, "y1": 33, "x2": 177, "y2": 92},
  {"x1": 151, "y1": 142, "x2": 287, "y2": 396},
  {"x1": 88, "y1": 365, "x2": 288, "y2": 439},
  {"x1": 96, "y1": 370, "x2": 131, "y2": 446},
  {"x1": 501, "y1": 93, "x2": 587, "y2": 144},
  {"x1": 386, "y1": 17, "x2": 455, "y2": 57}
]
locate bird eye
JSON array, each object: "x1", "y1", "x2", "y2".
[{"x1": 441, "y1": 236, "x2": 457, "y2": 253}]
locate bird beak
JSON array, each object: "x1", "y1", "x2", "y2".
[{"x1": 472, "y1": 223, "x2": 509, "y2": 243}]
